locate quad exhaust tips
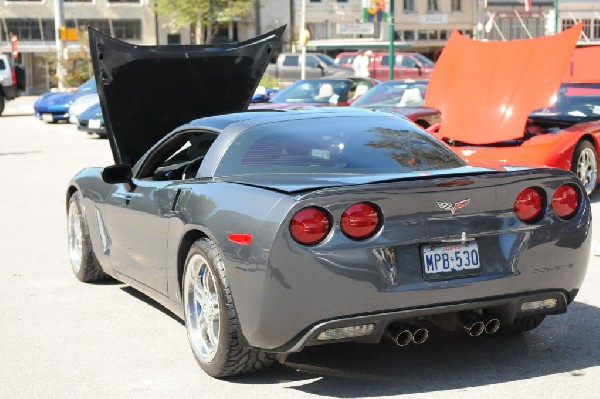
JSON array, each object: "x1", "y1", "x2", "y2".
[
  {"x1": 463, "y1": 316, "x2": 501, "y2": 336},
  {"x1": 386, "y1": 325, "x2": 429, "y2": 346}
]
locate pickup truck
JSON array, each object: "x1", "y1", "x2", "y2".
[
  {"x1": 265, "y1": 52, "x2": 354, "y2": 85},
  {"x1": 0, "y1": 54, "x2": 23, "y2": 116},
  {"x1": 335, "y1": 51, "x2": 435, "y2": 81}
]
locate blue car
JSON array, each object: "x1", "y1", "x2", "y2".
[
  {"x1": 34, "y1": 78, "x2": 96, "y2": 123},
  {"x1": 77, "y1": 102, "x2": 105, "y2": 136}
]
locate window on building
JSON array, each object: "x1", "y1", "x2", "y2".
[
  {"x1": 5, "y1": 0, "x2": 42, "y2": 2},
  {"x1": 418, "y1": 30, "x2": 428, "y2": 40},
  {"x1": 66, "y1": 19, "x2": 111, "y2": 35},
  {"x1": 64, "y1": 0, "x2": 93, "y2": 2},
  {"x1": 108, "y1": 0, "x2": 141, "y2": 3},
  {"x1": 561, "y1": 19, "x2": 576, "y2": 32},
  {"x1": 404, "y1": 0, "x2": 415, "y2": 12},
  {"x1": 113, "y1": 20, "x2": 142, "y2": 40},
  {"x1": 427, "y1": 0, "x2": 439, "y2": 12},
  {"x1": 309, "y1": 0, "x2": 321, "y2": 2},
  {"x1": 594, "y1": 19, "x2": 600, "y2": 39},
  {"x1": 402, "y1": 30, "x2": 415, "y2": 40},
  {"x1": 440, "y1": 30, "x2": 448, "y2": 40},
  {"x1": 337, "y1": 0, "x2": 348, "y2": 2},
  {"x1": 2, "y1": 19, "x2": 55, "y2": 41},
  {"x1": 167, "y1": 34, "x2": 181, "y2": 44},
  {"x1": 451, "y1": 0, "x2": 461, "y2": 11}
]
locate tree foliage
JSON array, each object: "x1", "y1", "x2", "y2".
[{"x1": 155, "y1": 0, "x2": 254, "y2": 43}]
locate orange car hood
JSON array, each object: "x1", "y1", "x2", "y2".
[
  {"x1": 565, "y1": 45, "x2": 600, "y2": 83},
  {"x1": 425, "y1": 24, "x2": 582, "y2": 145}
]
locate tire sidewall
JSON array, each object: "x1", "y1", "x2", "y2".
[
  {"x1": 183, "y1": 240, "x2": 231, "y2": 377},
  {"x1": 68, "y1": 192, "x2": 92, "y2": 281},
  {"x1": 572, "y1": 140, "x2": 597, "y2": 195}
]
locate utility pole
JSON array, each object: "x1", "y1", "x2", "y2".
[
  {"x1": 53, "y1": 0, "x2": 64, "y2": 90},
  {"x1": 554, "y1": 0, "x2": 559, "y2": 33},
  {"x1": 300, "y1": 0, "x2": 306, "y2": 79},
  {"x1": 388, "y1": 0, "x2": 395, "y2": 81}
]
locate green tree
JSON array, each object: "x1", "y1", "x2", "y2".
[{"x1": 155, "y1": 0, "x2": 254, "y2": 44}]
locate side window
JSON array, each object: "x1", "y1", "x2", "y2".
[
  {"x1": 0, "y1": 60, "x2": 5, "y2": 70},
  {"x1": 305, "y1": 56, "x2": 320, "y2": 68},
  {"x1": 282, "y1": 55, "x2": 299, "y2": 67},
  {"x1": 142, "y1": 132, "x2": 217, "y2": 181},
  {"x1": 401, "y1": 56, "x2": 418, "y2": 68}
]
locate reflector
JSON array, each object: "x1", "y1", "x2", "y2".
[{"x1": 316, "y1": 324, "x2": 375, "y2": 341}]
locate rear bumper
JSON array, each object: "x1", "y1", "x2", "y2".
[{"x1": 277, "y1": 290, "x2": 569, "y2": 352}]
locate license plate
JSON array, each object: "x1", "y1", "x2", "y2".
[
  {"x1": 42, "y1": 113, "x2": 53, "y2": 122},
  {"x1": 88, "y1": 119, "x2": 101, "y2": 129},
  {"x1": 422, "y1": 241, "x2": 480, "y2": 275}
]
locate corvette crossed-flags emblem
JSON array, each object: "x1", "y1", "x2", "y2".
[{"x1": 436, "y1": 199, "x2": 470, "y2": 215}]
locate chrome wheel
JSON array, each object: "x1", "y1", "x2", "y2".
[
  {"x1": 184, "y1": 254, "x2": 221, "y2": 363},
  {"x1": 68, "y1": 200, "x2": 83, "y2": 274},
  {"x1": 576, "y1": 146, "x2": 597, "y2": 195}
]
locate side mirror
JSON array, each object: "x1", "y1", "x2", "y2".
[{"x1": 102, "y1": 164, "x2": 133, "y2": 184}]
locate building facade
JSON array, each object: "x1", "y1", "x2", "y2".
[{"x1": 559, "y1": 0, "x2": 600, "y2": 44}]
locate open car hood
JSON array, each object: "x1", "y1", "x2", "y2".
[
  {"x1": 89, "y1": 26, "x2": 285, "y2": 166},
  {"x1": 564, "y1": 45, "x2": 600, "y2": 83},
  {"x1": 425, "y1": 24, "x2": 582, "y2": 145}
]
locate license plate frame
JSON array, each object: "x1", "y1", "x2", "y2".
[
  {"x1": 88, "y1": 119, "x2": 101, "y2": 129},
  {"x1": 421, "y1": 241, "x2": 481, "y2": 279},
  {"x1": 42, "y1": 113, "x2": 54, "y2": 122}
]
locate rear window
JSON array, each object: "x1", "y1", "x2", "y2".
[
  {"x1": 215, "y1": 117, "x2": 464, "y2": 176},
  {"x1": 282, "y1": 55, "x2": 299, "y2": 67},
  {"x1": 0, "y1": 59, "x2": 5, "y2": 70}
]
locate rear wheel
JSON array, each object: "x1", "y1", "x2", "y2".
[
  {"x1": 183, "y1": 239, "x2": 274, "y2": 377},
  {"x1": 67, "y1": 191, "x2": 108, "y2": 282},
  {"x1": 0, "y1": 92, "x2": 5, "y2": 116},
  {"x1": 572, "y1": 140, "x2": 597, "y2": 195}
]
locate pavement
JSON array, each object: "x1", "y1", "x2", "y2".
[
  {"x1": 1, "y1": 96, "x2": 600, "y2": 398},
  {"x1": 3, "y1": 95, "x2": 36, "y2": 116}
]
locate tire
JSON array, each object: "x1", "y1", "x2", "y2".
[
  {"x1": 0, "y1": 92, "x2": 5, "y2": 116},
  {"x1": 571, "y1": 140, "x2": 597, "y2": 195},
  {"x1": 67, "y1": 191, "x2": 108, "y2": 282},
  {"x1": 498, "y1": 315, "x2": 546, "y2": 335},
  {"x1": 183, "y1": 239, "x2": 274, "y2": 377}
]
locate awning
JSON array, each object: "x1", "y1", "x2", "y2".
[{"x1": 306, "y1": 39, "x2": 411, "y2": 51}]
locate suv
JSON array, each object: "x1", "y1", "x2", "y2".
[{"x1": 0, "y1": 54, "x2": 23, "y2": 116}]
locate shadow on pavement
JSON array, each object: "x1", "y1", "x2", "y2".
[
  {"x1": 228, "y1": 301, "x2": 600, "y2": 397},
  {"x1": 120, "y1": 285, "x2": 184, "y2": 326}
]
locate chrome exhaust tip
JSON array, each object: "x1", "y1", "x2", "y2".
[
  {"x1": 412, "y1": 328, "x2": 429, "y2": 344},
  {"x1": 485, "y1": 318, "x2": 501, "y2": 335},
  {"x1": 386, "y1": 326, "x2": 413, "y2": 347},
  {"x1": 464, "y1": 321, "x2": 486, "y2": 337}
]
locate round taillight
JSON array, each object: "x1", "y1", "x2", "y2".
[
  {"x1": 514, "y1": 187, "x2": 544, "y2": 223},
  {"x1": 290, "y1": 207, "x2": 331, "y2": 245},
  {"x1": 341, "y1": 203, "x2": 381, "y2": 240},
  {"x1": 552, "y1": 184, "x2": 579, "y2": 219}
]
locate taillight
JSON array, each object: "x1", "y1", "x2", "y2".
[
  {"x1": 552, "y1": 184, "x2": 579, "y2": 219},
  {"x1": 514, "y1": 187, "x2": 544, "y2": 222},
  {"x1": 290, "y1": 207, "x2": 331, "y2": 245},
  {"x1": 11, "y1": 69, "x2": 16, "y2": 85},
  {"x1": 341, "y1": 202, "x2": 381, "y2": 240}
]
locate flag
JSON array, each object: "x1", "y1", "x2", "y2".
[{"x1": 525, "y1": 0, "x2": 531, "y2": 11}]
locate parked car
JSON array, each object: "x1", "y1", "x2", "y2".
[
  {"x1": 251, "y1": 86, "x2": 279, "y2": 103},
  {"x1": 351, "y1": 79, "x2": 440, "y2": 128},
  {"x1": 335, "y1": 51, "x2": 435, "y2": 81},
  {"x1": 425, "y1": 26, "x2": 600, "y2": 194},
  {"x1": 34, "y1": 77, "x2": 96, "y2": 123},
  {"x1": 67, "y1": 26, "x2": 591, "y2": 379},
  {"x1": 77, "y1": 102, "x2": 105, "y2": 136},
  {"x1": 249, "y1": 77, "x2": 377, "y2": 110},
  {"x1": 0, "y1": 54, "x2": 24, "y2": 116},
  {"x1": 69, "y1": 93, "x2": 99, "y2": 124},
  {"x1": 265, "y1": 52, "x2": 354, "y2": 85}
]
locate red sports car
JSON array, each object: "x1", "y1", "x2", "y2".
[{"x1": 425, "y1": 25, "x2": 600, "y2": 194}]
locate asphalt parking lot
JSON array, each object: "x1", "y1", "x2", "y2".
[{"x1": 1, "y1": 97, "x2": 600, "y2": 398}]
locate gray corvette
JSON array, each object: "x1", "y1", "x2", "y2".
[{"x1": 66, "y1": 27, "x2": 591, "y2": 378}]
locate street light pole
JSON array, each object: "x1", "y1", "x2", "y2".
[
  {"x1": 388, "y1": 0, "x2": 395, "y2": 81},
  {"x1": 300, "y1": 0, "x2": 306, "y2": 80},
  {"x1": 53, "y1": 0, "x2": 64, "y2": 90},
  {"x1": 554, "y1": 0, "x2": 559, "y2": 34}
]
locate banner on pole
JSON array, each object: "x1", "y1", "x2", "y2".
[{"x1": 362, "y1": 0, "x2": 388, "y2": 22}]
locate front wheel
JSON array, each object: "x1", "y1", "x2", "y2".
[
  {"x1": 183, "y1": 239, "x2": 274, "y2": 377},
  {"x1": 572, "y1": 140, "x2": 597, "y2": 195}
]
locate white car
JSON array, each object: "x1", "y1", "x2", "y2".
[{"x1": 68, "y1": 93, "x2": 99, "y2": 124}]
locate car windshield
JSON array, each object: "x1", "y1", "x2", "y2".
[
  {"x1": 270, "y1": 80, "x2": 350, "y2": 104},
  {"x1": 529, "y1": 83, "x2": 600, "y2": 127},
  {"x1": 214, "y1": 116, "x2": 465, "y2": 177},
  {"x1": 315, "y1": 53, "x2": 338, "y2": 67},
  {"x1": 78, "y1": 78, "x2": 97, "y2": 94},
  {"x1": 352, "y1": 81, "x2": 428, "y2": 107}
]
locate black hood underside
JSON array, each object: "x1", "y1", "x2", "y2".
[{"x1": 89, "y1": 26, "x2": 285, "y2": 166}]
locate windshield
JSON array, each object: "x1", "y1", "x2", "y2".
[
  {"x1": 214, "y1": 116, "x2": 465, "y2": 177},
  {"x1": 352, "y1": 80, "x2": 428, "y2": 107},
  {"x1": 315, "y1": 53, "x2": 338, "y2": 67},
  {"x1": 78, "y1": 78, "x2": 97, "y2": 94},
  {"x1": 529, "y1": 83, "x2": 600, "y2": 126},
  {"x1": 270, "y1": 80, "x2": 351, "y2": 104}
]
